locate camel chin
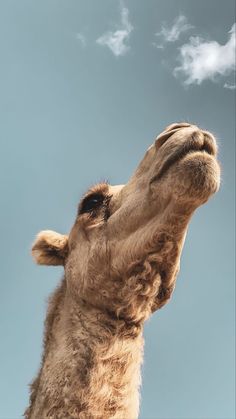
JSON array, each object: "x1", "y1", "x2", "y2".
[
  {"x1": 179, "y1": 150, "x2": 220, "y2": 197},
  {"x1": 156, "y1": 150, "x2": 221, "y2": 206}
]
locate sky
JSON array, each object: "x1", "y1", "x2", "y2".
[{"x1": 0, "y1": 1, "x2": 235, "y2": 418}]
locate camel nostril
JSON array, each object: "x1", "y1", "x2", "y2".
[
  {"x1": 164, "y1": 122, "x2": 192, "y2": 132},
  {"x1": 155, "y1": 131, "x2": 176, "y2": 150},
  {"x1": 155, "y1": 122, "x2": 195, "y2": 151}
]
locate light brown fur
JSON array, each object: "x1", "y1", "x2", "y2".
[{"x1": 25, "y1": 123, "x2": 220, "y2": 418}]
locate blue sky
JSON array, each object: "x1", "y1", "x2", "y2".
[{"x1": 0, "y1": 1, "x2": 235, "y2": 418}]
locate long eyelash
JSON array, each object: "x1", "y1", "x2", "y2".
[
  {"x1": 78, "y1": 191, "x2": 112, "y2": 218},
  {"x1": 78, "y1": 194, "x2": 103, "y2": 215},
  {"x1": 103, "y1": 195, "x2": 112, "y2": 221},
  {"x1": 84, "y1": 182, "x2": 109, "y2": 197},
  {"x1": 78, "y1": 183, "x2": 109, "y2": 214}
]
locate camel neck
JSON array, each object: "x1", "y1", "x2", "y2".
[{"x1": 26, "y1": 278, "x2": 144, "y2": 419}]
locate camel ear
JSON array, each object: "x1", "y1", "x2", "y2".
[{"x1": 32, "y1": 230, "x2": 68, "y2": 266}]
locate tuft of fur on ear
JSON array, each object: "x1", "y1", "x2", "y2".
[{"x1": 32, "y1": 230, "x2": 68, "y2": 266}]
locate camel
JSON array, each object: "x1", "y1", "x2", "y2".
[{"x1": 25, "y1": 122, "x2": 220, "y2": 419}]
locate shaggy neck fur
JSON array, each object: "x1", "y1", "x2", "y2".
[
  {"x1": 25, "y1": 278, "x2": 144, "y2": 419},
  {"x1": 25, "y1": 223, "x2": 186, "y2": 419}
]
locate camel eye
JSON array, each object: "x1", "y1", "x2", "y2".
[{"x1": 79, "y1": 193, "x2": 105, "y2": 214}]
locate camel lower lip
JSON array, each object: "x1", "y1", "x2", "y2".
[{"x1": 150, "y1": 146, "x2": 213, "y2": 183}]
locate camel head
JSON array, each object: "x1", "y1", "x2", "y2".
[{"x1": 32, "y1": 123, "x2": 220, "y2": 326}]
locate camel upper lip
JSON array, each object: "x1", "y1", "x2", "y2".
[{"x1": 150, "y1": 138, "x2": 216, "y2": 183}]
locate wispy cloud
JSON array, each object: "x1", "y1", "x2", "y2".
[
  {"x1": 76, "y1": 33, "x2": 86, "y2": 48},
  {"x1": 96, "y1": 6, "x2": 133, "y2": 57},
  {"x1": 154, "y1": 15, "x2": 193, "y2": 48},
  {"x1": 174, "y1": 23, "x2": 236, "y2": 85},
  {"x1": 224, "y1": 82, "x2": 236, "y2": 90}
]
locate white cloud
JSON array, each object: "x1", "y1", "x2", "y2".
[
  {"x1": 224, "y1": 82, "x2": 236, "y2": 90},
  {"x1": 174, "y1": 23, "x2": 236, "y2": 85},
  {"x1": 76, "y1": 33, "x2": 86, "y2": 48},
  {"x1": 154, "y1": 15, "x2": 193, "y2": 47},
  {"x1": 96, "y1": 6, "x2": 133, "y2": 57}
]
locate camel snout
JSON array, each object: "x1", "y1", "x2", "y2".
[{"x1": 155, "y1": 122, "x2": 218, "y2": 157}]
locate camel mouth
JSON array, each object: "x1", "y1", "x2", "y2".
[{"x1": 150, "y1": 137, "x2": 216, "y2": 183}]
